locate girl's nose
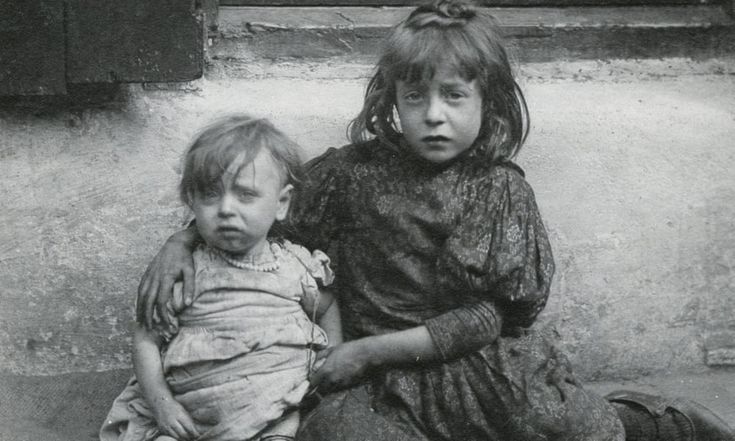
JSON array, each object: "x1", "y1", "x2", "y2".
[
  {"x1": 217, "y1": 194, "x2": 235, "y2": 217},
  {"x1": 424, "y1": 96, "x2": 445, "y2": 125}
]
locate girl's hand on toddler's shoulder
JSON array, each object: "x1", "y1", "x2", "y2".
[
  {"x1": 137, "y1": 228, "x2": 197, "y2": 330},
  {"x1": 152, "y1": 397, "x2": 200, "y2": 440}
]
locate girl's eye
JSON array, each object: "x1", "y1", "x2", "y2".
[
  {"x1": 444, "y1": 90, "x2": 466, "y2": 101},
  {"x1": 403, "y1": 91, "x2": 423, "y2": 103}
]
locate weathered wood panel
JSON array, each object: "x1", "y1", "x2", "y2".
[
  {"x1": 66, "y1": 0, "x2": 204, "y2": 84},
  {"x1": 0, "y1": 1, "x2": 66, "y2": 95}
]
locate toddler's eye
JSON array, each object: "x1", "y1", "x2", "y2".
[
  {"x1": 237, "y1": 190, "x2": 256, "y2": 201},
  {"x1": 197, "y1": 187, "x2": 221, "y2": 204},
  {"x1": 199, "y1": 182, "x2": 221, "y2": 197}
]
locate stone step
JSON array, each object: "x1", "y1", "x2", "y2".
[
  {"x1": 1, "y1": 369, "x2": 733, "y2": 440},
  {"x1": 209, "y1": 5, "x2": 735, "y2": 65}
]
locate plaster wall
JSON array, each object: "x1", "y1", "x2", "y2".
[{"x1": 1, "y1": 62, "x2": 734, "y2": 379}]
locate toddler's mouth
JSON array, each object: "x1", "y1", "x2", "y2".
[{"x1": 217, "y1": 226, "x2": 241, "y2": 233}]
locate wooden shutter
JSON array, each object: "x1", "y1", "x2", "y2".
[
  {"x1": 0, "y1": 1, "x2": 67, "y2": 95},
  {"x1": 0, "y1": 0, "x2": 203, "y2": 96}
]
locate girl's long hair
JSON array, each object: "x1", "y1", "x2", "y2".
[{"x1": 348, "y1": 0, "x2": 529, "y2": 163}]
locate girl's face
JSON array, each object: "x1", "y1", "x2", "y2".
[
  {"x1": 395, "y1": 64, "x2": 483, "y2": 164},
  {"x1": 192, "y1": 149, "x2": 292, "y2": 258}
]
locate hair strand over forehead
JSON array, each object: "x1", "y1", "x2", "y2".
[{"x1": 179, "y1": 114, "x2": 304, "y2": 207}]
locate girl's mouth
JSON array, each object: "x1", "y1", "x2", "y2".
[{"x1": 422, "y1": 135, "x2": 449, "y2": 143}]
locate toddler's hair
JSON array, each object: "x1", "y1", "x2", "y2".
[
  {"x1": 349, "y1": 0, "x2": 529, "y2": 162},
  {"x1": 179, "y1": 114, "x2": 303, "y2": 206}
]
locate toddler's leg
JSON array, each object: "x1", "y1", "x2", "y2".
[
  {"x1": 259, "y1": 409, "x2": 299, "y2": 440},
  {"x1": 154, "y1": 436, "x2": 178, "y2": 441}
]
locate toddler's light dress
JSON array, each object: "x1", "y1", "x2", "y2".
[{"x1": 100, "y1": 240, "x2": 332, "y2": 441}]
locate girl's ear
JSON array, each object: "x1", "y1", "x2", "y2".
[{"x1": 275, "y1": 183, "x2": 294, "y2": 222}]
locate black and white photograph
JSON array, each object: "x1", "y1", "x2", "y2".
[{"x1": 1, "y1": 0, "x2": 734, "y2": 440}]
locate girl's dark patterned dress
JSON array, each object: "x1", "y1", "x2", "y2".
[{"x1": 289, "y1": 139, "x2": 624, "y2": 441}]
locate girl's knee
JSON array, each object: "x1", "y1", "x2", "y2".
[{"x1": 514, "y1": 387, "x2": 624, "y2": 441}]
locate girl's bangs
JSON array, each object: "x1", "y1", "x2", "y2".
[{"x1": 387, "y1": 28, "x2": 481, "y2": 84}]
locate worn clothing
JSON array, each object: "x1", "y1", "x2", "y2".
[
  {"x1": 290, "y1": 139, "x2": 625, "y2": 441},
  {"x1": 101, "y1": 241, "x2": 331, "y2": 441}
]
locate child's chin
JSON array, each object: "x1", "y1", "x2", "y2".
[
  {"x1": 422, "y1": 152, "x2": 453, "y2": 164},
  {"x1": 219, "y1": 245, "x2": 245, "y2": 255}
]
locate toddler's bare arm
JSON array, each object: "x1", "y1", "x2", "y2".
[
  {"x1": 317, "y1": 290, "x2": 342, "y2": 346},
  {"x1": 132, "y1": 324, "x2": 199, "y2": 440},
  {"x1": 302, "y1": 288, "x2": 342, "y2": 346}
]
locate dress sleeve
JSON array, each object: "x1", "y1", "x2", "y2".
[
  {"x1": 282, "y1": 240, "x2": 335, "y2": 287},
  {"x1": 287, "y1": 147, "x2": 348, "y2": 255},
  {"x1": 424, "y1": 166, "x2": 555, "y2": 360},
  {"x1": 282, "y1": 240, "x2": 336, "y2": 319}
]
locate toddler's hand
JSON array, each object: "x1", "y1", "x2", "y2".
[{"x1": 153, "y1": 398, "x2": 200, "y2": 440}]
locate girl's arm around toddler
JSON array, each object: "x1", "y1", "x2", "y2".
[{"x1": 132, "y1": 323, "x2": 200, "y2": 440}]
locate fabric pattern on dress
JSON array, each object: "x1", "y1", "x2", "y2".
[
  {"x1": 291, "y1": 139, "x2": 625, "y2": 441},
  {"x1": 100, "y1": 241, "x2": 332, "y2": 441}
]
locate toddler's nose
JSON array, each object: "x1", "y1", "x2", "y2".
[{"x1": 218, "y1": 194, "x2": 236, "y2": 216}]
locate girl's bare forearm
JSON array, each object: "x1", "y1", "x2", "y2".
[{"x1": 360, "y1": 326, "x2": 439, "y2": 367}]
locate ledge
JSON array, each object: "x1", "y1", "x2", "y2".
[{"x1": 211, "y1": 5, "x2": 735, "y2": 62}]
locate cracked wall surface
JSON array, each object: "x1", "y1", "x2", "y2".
[{"x1": 1, "y1": 60, "x2": 734, "y2": 378}]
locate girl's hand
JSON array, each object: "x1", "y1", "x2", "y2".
[
  {"x1": 308, "y1": 327, "x2": 439, "y2": 395},
  {"x1": 153, "y1": 398, "x2": 200, "y2": 440},
  {"x1": 309, "y1": 340, "x2": 373, "y2": 392},
  {"x1": 136, "y1": 226, "x2": 198, "y2": 330}
]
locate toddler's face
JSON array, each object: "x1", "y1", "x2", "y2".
[
  {"x1": 395, "y1": 64, "x2": 483, "y2": 164},
  {"x1": 192, "y1": 149, "x2": 292, "y2": 257}
]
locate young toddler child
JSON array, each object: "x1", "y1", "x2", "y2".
[{"x1": 100, "y1": 114, "x2": 340, "y2": 441}]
